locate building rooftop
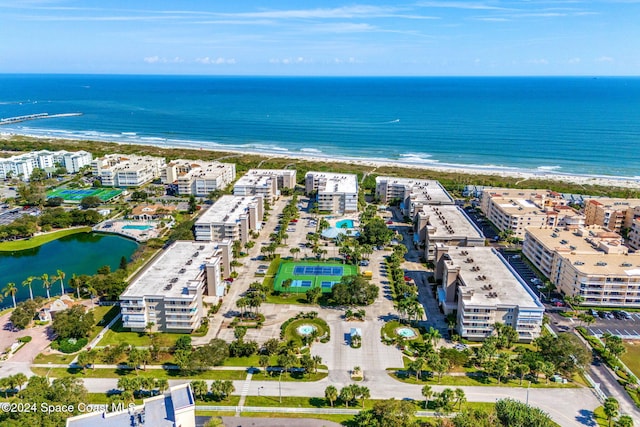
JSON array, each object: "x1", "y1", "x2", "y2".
[
  {"x1": 121, "y1": 241, "x2": 221, "y2": 299},
  {"x1": 526, "y1": 225, "x2": 628, "y2": 255},
  {"x1": 584, "y1": 198, "x2": 640, "y2": 208},
  {"x1": 234, "y1": 173, "x2": 273, "y2": 188},
  {"x1": 378, "y1": 177, "x2": 454, "y2": 205},
  {"x1": 562, "y1": 252, "x2": 640, "y2": 276},
  {"x1": 421, "y1": 205, "x2": 484, "y2": 239},
  {"x1": 95, "y1": 154, "x2": 164, "y2": 172},
  {"x1": 308, "y1": 172, "x2": 358, "y2": 194},
  {"x1": 444, "y1": 247, "x2": 543, "y2": 308},
  {"x1": 167, "y1": 159, "x2": 234, "y2": 179},
  {"x1": 196, "y1": 195, "x2": 261, "y2": 225},
  {"x1": 66, "y1": 384, "x2": 194, "y2": 427}
]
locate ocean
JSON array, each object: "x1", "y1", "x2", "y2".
[{"x1": 1, "y1": 75, "x2": 639, "y2": 177}]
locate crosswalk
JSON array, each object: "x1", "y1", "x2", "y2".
[{"x1": 236, "y1": 372, "x2": 253, "y2": 415}]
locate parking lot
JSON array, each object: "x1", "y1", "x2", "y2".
[
  {"x1": 586, "y1": 312, "x2": 640, "y2": 339},
  {"x1": 0, "y1": 206, "x2": 40, "y2": 225}
]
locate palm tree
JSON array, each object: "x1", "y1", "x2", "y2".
[
  {"x1": 70, "y1": 273, "x2": 81, "y2": 299},
  {"x1": 21, "y1": 276, "x2": 36, "y2": 300},
  {"x1": 41, "y1": 273, "x2": 51, "y2": 299},
  {"x1": 191, "y1": 380, "x2": 208, "y2": 401},
  {"x1": 454, "y1": 388, "x2": 466, "y2": 410},
  {"x1": 615, "y1": 415, "x2": 634, "y2": 427},
  {"x1": 359, "y1": 386, "x2": 370, "y2": 408},
  {"x1": 339, "y1": 385, "x2": 355, "y2": 408},
  {"x1": 603, "y1": 397, "x2": 619, "y2": 427},
  {"x1": 425, "y1": 326, "x2": 441, "y2": 348},
  {"x1": 3, "y1": 282, "x2": 18, "y2": 308},
  {"x1": 325, "y1": 385, "x2": 338, "y2": 407},
  {"x1": 155, "y1": 378, "x2": 169, "y2": 394},
  {"x1": 421, "y1": 385, "x2": 433, "y2": 409},
  {"x1": 56, "y1": 269, "x2": 66, "y2": 296}
]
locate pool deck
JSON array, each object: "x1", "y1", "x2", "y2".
[{"x1": 93, "y1": 219, "x2": 163, "y2": 242}]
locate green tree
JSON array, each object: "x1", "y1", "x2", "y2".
[
  {"x1": 330, "y1": 274, "x2": 378, "y2": 306},
  {"x1": 41, "y1": 273, "x2": 51, "y2": 299},
  {"x1": 80, "y1": 195, "x2": 102, "y2": 209},
  {"x1": 603, "y1": 397, "x2": 620, "y2": 427},
  {"x1": 188, "y1": 195, "x2": 197, "y2": 214},
  {"x1": 359, "y1": 216, "x2": 394, "y2": 246},
  {"x1": 325, "y1": 385, "x2": 338, "y2": 407},
  {"x1": 495, "y1": 398, "x2": 554, "y2": 427},
  {"x1": 191, "y1": 380, "x2": 208, "y2": 401},
  {"x1": 22, "y1": 275, "x2": 36, "y2": 301},
  {"x1": 51, "y1": 305, "x2": 94, "y2": 339},
  {"x1": 603, "y1": 333, "x2": 626, "y2": 359},
  {"x1": 434, "y1": 388, "x2": 455, "y2": 414},
  {"x1": 339, "y1": 385, "x2": 355, "y2": 408},
  {"x1": 454, "y1": 388, "x2": 467, "y2": 410},
  {"x1": 306, "y1": 286, "x2": 322, "y2": 304},
  {"x1": 615, "y1": 415, "x2": 635, "y2": 427},
  {"x1": 421, "y1": 384, "x2": 433, "y2": 409},
  {"x1": 3, "y1": 282, "x2": 18, "y2": 308},
  {"x1": 56, "y1": 269, "x2": 66, "y2": 296},
  {"x1": 515, "y1": 363, "x2": 531, "y2": 385}
]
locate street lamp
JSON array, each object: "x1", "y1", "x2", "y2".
[
  {"x1": 258, "y1": 386, "x2": 264, "y2": 397},
  {"x1": 526, "y1": 381, "x2": 531, "y2": 405},
  {"x1": 279, "y1": 370, "x2": 283, "y2": 403}
]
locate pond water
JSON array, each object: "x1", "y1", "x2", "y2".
[{"x1": 0, "y1": 232, "x2": 138, "y2": 307}]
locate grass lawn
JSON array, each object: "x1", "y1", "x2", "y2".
[
  {"x1": 32, "y1": 367, "x2": 248, "y2": 381},
  {"x1": 33, "y1": 352, "x2": 76, "y2": 364},
  {"x1": 97, "y1": 319, "x2": 187, "y2": 347},
  {"x1": 592, "y1": 406, "x2": 609, "y2": 427},
  {"x1": 241, "y1": 413, "x2": 353, "y2": 425},
  {"x1": 0, "y1": 227, "x2": 92, "y2": 252},
  {"x1": 621, "y1": 342, "x2": 640, "y2": 378},
  {"x1": 381, "y1": 320, "x2": 423, "y2": 345},
  {"x1": 265, "y1": 293, "x2": 310, "y2": 305},
  {"x1": 258, "y1": 371, "x2": 329, "y2": 382},
  {"x1": 282, "y1": 318, "x2": 330, "y2": 344},
  {"x1": 273, "y1": 260, "x2": 357, "y2": 294},
  {"x1": 389, "y1": 370, "x2": 579, "y2": 388}
]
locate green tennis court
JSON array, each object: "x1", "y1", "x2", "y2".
[
  {"x1": 46, "y1": 187, "x2": 123, "y2": 202},
  {"x1": 273, "y1": 261, "x2": 358, "y2": 293}
]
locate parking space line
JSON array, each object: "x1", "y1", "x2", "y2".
[{"x1": 615, "y1": 329, "x2": 624, "y2": 336}]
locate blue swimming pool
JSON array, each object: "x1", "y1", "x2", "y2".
[
  {"x1": 336, "y1": 219, "x2": 354, "y2": 228},
  {"x1": 122, "y1": 225, "x2": 153, "y2": 230}
]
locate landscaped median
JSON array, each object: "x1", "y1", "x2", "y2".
[{"x1": 0, "y1": 226, "x2": 92, "y2": 251}]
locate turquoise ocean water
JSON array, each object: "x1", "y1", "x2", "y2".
[{"x1": 1, "y1": 75, "x2": 639, "y2": 177}]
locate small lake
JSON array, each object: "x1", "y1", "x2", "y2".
[{"x1": 0, "y1": 232, "x2": 138, "y2": 307}]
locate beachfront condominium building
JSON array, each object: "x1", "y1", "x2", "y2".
[
  {"x1": 434, "y1": 245, "x2": 544, "y2": 342},
  {"x1": 234, "y1": 169, "x2": 297, "y2": 204},
  {"x1": 479, "y1": 187, "x2": 583, "y2": 239},
  {"x1": 414, "y1": 205, "x2": 485, "y2": 261},
  {"x1": 584, "y1": 198, "x2": 640, "y2": 233},
  {"x1": 523, "y1": 225, "x2": 640, "y2": 307},
  {"x1": 375, "y1": 177, "x2": 454, "y2": 216},
  {"x1": 161, "y1": 159, "x2": 236, "y2": 196},
  {"x1": 628, "y1": 218, "x2": 640, "y2": 251},
  {"x1": 304, "y1": 172, "x2": 358, "y2": 213},
  {"x1": 0, "y1": 149, "x2": 92, "y2": 180},
  {"x1": 66, "y1": 383, "x2": 195, "y2": 427},
  {"x1": 120, "y1": 241, "x2": 231, "y2": 333},
  {"x1": 91, "y1": 154, "x2": 166, "y2": 187},
  {"x1": 194, "y1": 195, "x2": 264, "y2": 244}
]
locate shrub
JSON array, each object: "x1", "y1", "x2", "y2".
[
  {"x1": 18, "y1": 336, "x2": 32, "y2": 343},
  {"x1": 54, "y1": 337, "x2": 88, "y2": 353}
]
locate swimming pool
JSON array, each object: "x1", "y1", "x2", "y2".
[
  {"x1": 336, "y1": 219, "x2": 354, "y2": 228},
  {"x1": 122, "y1": 225, "x2": 153, "y2": 231}
]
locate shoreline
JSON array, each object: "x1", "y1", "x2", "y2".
[{"x1": 3, "y1": 132, "x2": 640, "y2": 190}]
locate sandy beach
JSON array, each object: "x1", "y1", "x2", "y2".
[{"x1": 3, "y1": 132, "x2": 640, "y2": 190}]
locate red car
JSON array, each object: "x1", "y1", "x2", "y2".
[{"x1": 386, "y1": 220, "x2": 393, "y2": 224}]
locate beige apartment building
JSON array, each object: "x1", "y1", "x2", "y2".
[
  {"x1": 91, "y1": 154, "x2": 166, "y2": 187},
  {"x1": 414, "y1": 205, "x2": 485, "y2": 261},
  {"x1": 233, "y1": 169, "x2": 297, "y2": 204},
  {"x1": 161, "y1": 159, "x2": 236, "y2": 196},
  {"x1": 434, "y1": 245, "x2": 544, "y2": 342},
  {"x1": 375, "y1": 177, "x2": 454, "y2": 216},
  {"x1": 584, "y1": 198, "x2": 640, "y2": 233},
  {"x1": 120, "y1": 241, "x2": 231, "y2": 333},
  {"x1": 305, "y1": 172, "x2": 358, "y2": 213},
  {"x1": 194, "y1": 195, "x2": 264, "y2": 244},
  {"x1": 523, "y1": 225, "x2": 640, "y2": 307},
  {"x1": 629, "y1": 218, "x2": 640, "y2": 251},
  {"x1": 479, "y1": 188, "x2": 583, "y2": 239}
]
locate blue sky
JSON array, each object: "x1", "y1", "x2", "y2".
[{"x1": 0, "y1": 0, "x2": 638, "y2": 75}]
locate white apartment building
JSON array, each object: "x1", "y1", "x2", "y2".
[
  {"x1": 234, "y1": 169, "x2": 296, "y2": 203},
  {"x1": 66, "y1": 383, "x2": 195, "y2": 427},
  {"x1": 523, "y1": 225, "x2": 640, "y2": 307},
  {"x1": 434, "y1": 245, "x2": 544, "y2": 342},
  {"x1": 194, "y1": 195, "x2": 264, "y2": 244},
  {"x1": 629, "y1": 218, "x2": 640, "y2": 251},
  {"x1": 414, "y1": 205, "x2": 485, "y2": 261},
  {"x1": 584, "y1": 198, "x2": 640, "y2": 233},
  {"x1": 305, "y1": 172, "x2": 358, "y2": 213},
  {"x1": 376, "y1": 177, "x2": 454, "y2": 216},
  {"x1": 479, "y1": 188, "x2": 583, "y2": 239},
  {"x1": 161, "y1": 159, "x2": 236, "y2": 196},
  {"x1": 120, "y1": 241, "x2": 231, "y2": 333},
  {"x1": 0, "y1": 149, "x2": 92, "y2": 180},
  {"x1": 91, "y1": 154, "x2": 166, "y2": 187}
]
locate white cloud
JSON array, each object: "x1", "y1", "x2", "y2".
[
  {"x1": 568, "y1": 57, "x2": 581, "y2": 64},
  {"x1": 143, "y1": 56, "x2": 184, "y2": 64},
  {"x1": 196, "y1": 57, "x2": 236, "y2": 64},
  {"x1": 528, "y1": 58, "x2": 549, "y2": 65},
  {"x1": 596, "y1": 56, "x2": 614, "y2": 62}
]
